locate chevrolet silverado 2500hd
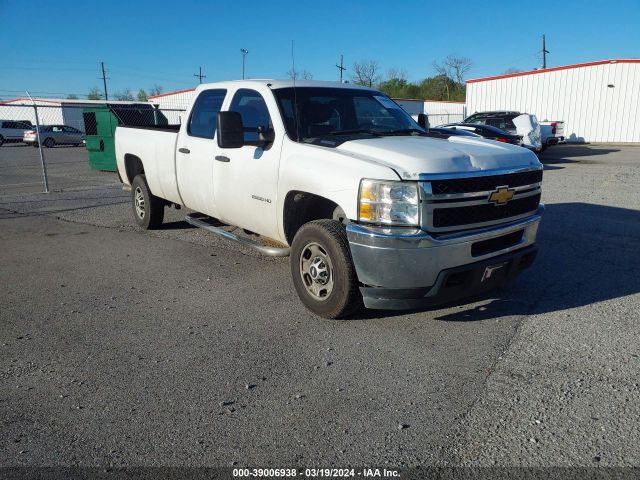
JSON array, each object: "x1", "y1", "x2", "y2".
[{"x1": 115, "y1": 80, "x2": 543, "y2": 319}]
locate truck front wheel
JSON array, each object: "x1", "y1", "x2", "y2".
[
  {"x1": 290, "y1": 220, "x2": 362, "y2": 319},
  {"x1": 131, "y1": 174, "x2": 164, "y2": 230}
]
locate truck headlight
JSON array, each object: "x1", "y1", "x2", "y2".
[{"x1": 358, "y1": 179, "x2": 419, "y2": 226}]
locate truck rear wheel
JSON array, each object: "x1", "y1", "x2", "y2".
[
  {"x1": 290, "y1": 220, "x2": 362, "y2": 319},
  {"x1": 131, "y1": 174, "x2": 164, "y2": 230}
]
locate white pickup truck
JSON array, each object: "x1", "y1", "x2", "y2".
[
  {"x1": 115, "y1": 80, "x2": 543, "y2": 319},
  {"x1": 540, "y1": 120, "x2": 565, "y2": 148}
]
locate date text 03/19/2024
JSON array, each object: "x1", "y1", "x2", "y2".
[{"x1": 232, "y1": 468, "x2": 401, "y2": 477}]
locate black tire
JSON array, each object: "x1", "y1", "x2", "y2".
[
  {"x1": 131, "y1": 174, "x2": 164, "y2": 229},
  {"x1": 290, "y1": 219, "x2": 362, "y2": 319},
  {"x1": 0, "y1": 136, "x2": 4, "y2": 147},
  {"x1": 43, "y1": 137, "x2": 55, "y2": 148}
]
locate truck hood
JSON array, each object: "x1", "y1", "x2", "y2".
[{"x1": 336, "y1": 135, "x2": 541, "y2": 180}]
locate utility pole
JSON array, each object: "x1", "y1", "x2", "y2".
[
  {"x1": 336, "y1": 55, "x2": 346, "y2": 83},
  {"x1": 541, "y1": 34, "x2": 549, "y2": 69},
  {"x1": 240, "y1": 48, "x2": 249, "y2": 79},
  {"x1": 193, "y1": 66, "x2": 206, "y2": 84},
  {"x1": 100, "y1": 61, "x2": 109, "y2": 101}
]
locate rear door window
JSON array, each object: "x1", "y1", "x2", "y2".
[{"x1": 188, "y1": 89, "x2": 227, "y2": 139}]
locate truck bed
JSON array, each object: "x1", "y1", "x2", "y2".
[{"x1": 115, "y1": 125, "x2": 182, "y2": 205}]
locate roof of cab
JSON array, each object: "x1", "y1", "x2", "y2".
[{"x1": 194, "y1": 79, "x2": 377, "y2": 91}]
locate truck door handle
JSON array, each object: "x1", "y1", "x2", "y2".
[
  {"x1": 178, "y1": 147, "x2": 190, "y2": 154},
  {"x1": 215, "y1": 155, "x2": 230, "y2": 163}
]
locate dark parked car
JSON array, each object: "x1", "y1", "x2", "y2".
[
  {"x1": 425, "y1": 127, "x2": 482, "y2": 139},
  {"x1": 463, "y1": 111, "x2": 521, "y2": 132},
  {"x1": 439, "y1": 123, "x2": 522, "y2": 145}
]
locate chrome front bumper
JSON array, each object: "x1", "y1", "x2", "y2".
[{"x1": 346, "y1": 206, "x2": 544, "y2": 308}]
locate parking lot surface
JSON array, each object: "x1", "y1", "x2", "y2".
[
  {"x1": 0, "y1": 144, "x2": 119, "y2": 196},
  {"x1": 1, "y1": 145, "x2": 639, "y2": 468}
]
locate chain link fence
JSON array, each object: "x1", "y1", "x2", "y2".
[
  {"x1": 424, "y1": 113, "x2": 466, "y2": 126},
  {"x1": 0, "y1": 102, "x2": 185, "y2": 196}
]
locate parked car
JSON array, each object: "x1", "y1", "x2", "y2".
[
  {"x1": 424, "y1": 127, "x2": 483, "y2": 139},
  {"x1": 0, "y1": 120, "x2": 33, "y2": 146},
  {"x1": 540, "y1": 120, "x2": 565, "y2": 147},
  {"x1": 464, "y1": 111, "x2": 542, "y2": 152},
  {"x1": 439, "y1": 123, "x2": 522, "y2": 145},
  {"x1": 23, "y1": 125, "x2": 85, "y2": 147},
  {"x1": 114, "y1": 80, "x2": 544, "y2": 319}
]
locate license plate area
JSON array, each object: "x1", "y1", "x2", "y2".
[{"x1": 481, "y1": 261, "x2": 509, "y2": 283}]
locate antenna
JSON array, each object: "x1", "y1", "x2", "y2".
[
  {"x1": 240, "y1": 48, "x2": 249, "y2": 79},
  {"x1": 291, "y1": 40, "x2": 300, "y2": 142}
]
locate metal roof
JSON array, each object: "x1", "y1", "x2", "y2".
[{"x1": 466, "y1": 59, "x2": 640, "y2": 84}]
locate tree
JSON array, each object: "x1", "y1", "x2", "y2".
[
  {"x1": 378, "y1": 68, "x2": 417, "y2": 99},
  {"x1": 114, "y1": 89, "x2": 134, "y2": 101},
  {"x1": 433, "y1": 54, "x2": 473, "y2": 84},
  {"x1": 66, "y1": 94, "x2": 79, "y2": 100},
  {"x1": 150, "y1": 84, "x2": 163, "y2": 96},
  {"x1": 137, "y1": 89, "x2": 148, "y2": 101},
  {"x1": 386, "y1": 68, "x2": 407, "y2": 82},
  {"x1": 351, "y1": 60, "x2": 382, "y2": 88},
  {"x1": 503, "y1": 67, "x2": 523, "y2": 74},
  {"x1": 87, "y1": 88, "x2": 102, "y2": 100},
  {"x1": 286, "y1": 69, "x2": 313, "y2": 80}
]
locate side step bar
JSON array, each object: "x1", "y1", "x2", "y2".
[{"x1": 185, "y1": 214, "x2": 290, "y2": 257}]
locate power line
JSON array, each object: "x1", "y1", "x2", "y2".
[
  {"x1": 193, "y1": 66, "x2": 206, "y2": 84},
  {"x1": 100, "y1": 61, "x2": 109, "y2": 100},
  {"x1": 336, "y1": 55, "x2": 346, "y2": 83},
  {"x1": 541, "y1": 34, "x2": 550, "y2": 69}
]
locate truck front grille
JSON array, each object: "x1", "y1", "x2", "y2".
[
  {"x1": 430, "y1": 170, "x2": 543, "y2": 195},
  {"x1": 420, "y1": 168, "x2": 542, "y2": 233},
  {"x1": 433, "y1": 193, "x2": 541, "y2": 228}
]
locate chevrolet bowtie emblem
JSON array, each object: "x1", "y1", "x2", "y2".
[{"x1": 488, "y1": 186, "x2": 515, "y2": 205}]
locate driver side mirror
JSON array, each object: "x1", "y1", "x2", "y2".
[
  {"x1": 217, "y1": 111, "x2": 244, "y2": 149},
  {"x1": 417, "y1": 113, "x2": 430, "y2": 130}
]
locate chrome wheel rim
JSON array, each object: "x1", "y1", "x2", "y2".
[
  {"x1": 134, "y1": 186, "x2": 145, "y2": 219},
  {"x1": 299, "y1": 242, "x2": 334, "y2": 301}
]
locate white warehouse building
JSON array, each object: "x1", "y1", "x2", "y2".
[{"x1": 466, "y1": 59, "x2": 640, "y2": 143}]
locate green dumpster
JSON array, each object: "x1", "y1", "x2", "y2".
[{"x1": 82, "y1": 103, "x2": 168, "y2": 172}]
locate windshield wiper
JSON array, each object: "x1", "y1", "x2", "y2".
[
  {"x1": 380, "y1": 128, "x2": 426, "y2": 136},
  {"x1": 326, "y1": 129, "x2": 383, "y2": 136}
]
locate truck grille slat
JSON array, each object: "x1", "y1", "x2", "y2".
[{"x1": 430, "y1": 170, "x2": 543, "y2": 195}]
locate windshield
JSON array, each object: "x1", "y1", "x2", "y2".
[{"x1": 273, "y1": 87, "x2": 424, "y2": 142}]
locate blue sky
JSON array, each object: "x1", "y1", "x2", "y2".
[{"x1": 1, "y1": 0, "x2": 638, "y2": 99}]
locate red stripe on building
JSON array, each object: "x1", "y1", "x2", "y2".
[
  {"x1": 148, "y1": 88, "x2": 196, "y2": 100},
  {"x1": 466, "y1": 59, "x2": 640, "y2": 84}
]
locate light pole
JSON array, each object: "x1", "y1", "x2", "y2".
[{"x1": 240, "y1": 48, "x2": 249, "y2": 79}]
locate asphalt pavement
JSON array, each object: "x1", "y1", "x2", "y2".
[{"x1": 1, "y1": 144, "x2": 639, "y2": 470}]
